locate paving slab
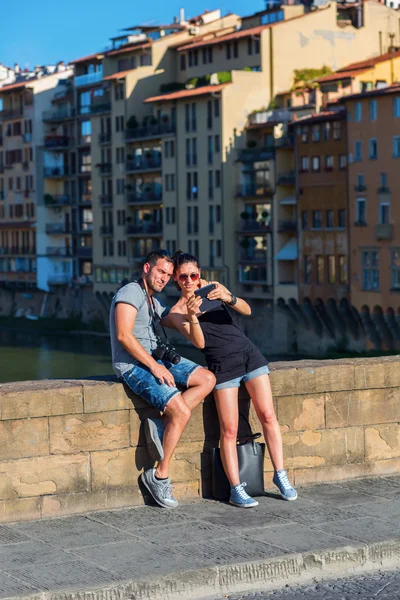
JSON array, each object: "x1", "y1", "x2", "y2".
[{"x1": 0, "y1": 476, "x2": 400, "y2": 600}]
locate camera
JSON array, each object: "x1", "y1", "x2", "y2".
[{"x1": 153, "y1": 341, "x2": 181, "y2": 365}]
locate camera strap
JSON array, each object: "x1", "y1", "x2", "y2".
[{"x1": 137, "y1": 278, "x2": 168, "y2": 342}]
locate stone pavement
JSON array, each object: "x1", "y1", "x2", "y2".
[{"x1": 0, "y1": 476, "x2": 400, "y2": 600}]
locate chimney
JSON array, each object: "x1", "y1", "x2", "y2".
[
  {"x1": 14, "y1": 63, "x2": 20, "y2": 74},
  {"x1": 179, "y1": 7, "x2": 185, "y2": 23}
]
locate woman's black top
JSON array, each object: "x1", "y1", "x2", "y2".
[{"x1": 198, "y1": 304, "x2": 268, "y2": 385}]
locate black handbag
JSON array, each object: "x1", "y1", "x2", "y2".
[{"x1": 212, "y1": 433, "x2": 266, "y2": 501}]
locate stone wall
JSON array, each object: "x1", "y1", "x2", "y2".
[{"x1": 0, "y1": 356, "x2": 399, "y2": 523}]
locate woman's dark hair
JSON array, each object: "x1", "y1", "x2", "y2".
[{"x1": 172, "y1": 251, "x2": 200, "y2": 290}]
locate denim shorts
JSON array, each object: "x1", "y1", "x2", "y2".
[
  {"x1": 121, "y1": 357, "x2": 201, "y2": 412},
  {"x1": 214, "y1": 365, "x2": 270, "y2": 390}
]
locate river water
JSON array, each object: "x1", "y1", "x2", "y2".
[{"x1": 0, "y1": 330, "x2": 205, "y2": 384}]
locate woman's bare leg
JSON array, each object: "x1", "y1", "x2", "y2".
[{"x1": 214, "y1": 387, "x2": 240, "y2": 486}]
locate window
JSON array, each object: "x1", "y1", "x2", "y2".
[
  {"x1": 339, "y1": 154, "x2": 347, "y2": 169},
  {"x1": 327, "y1": 255, "x2": 336, "y2": 284},
  {"x1": 299, "y1": 126, "x2": 309, "y2": 143},
  {"x1": 300, "y1": 156, "x2": 309, "y2": 172},
  {"x1": 393, "y1": 96, "x2": 400, "y2": 117},
  {"x1": 356, "y1": 173, "x2": 365, "y2": 189},
  {"x1": 217, "y1": 239, "x2": 222, "y2": 257},
  {"x1": 379, "y1": 201, "x2": 390, "y2": 224},
  {"x1": 185, "y1": 104, "x2": 190, "y2": 132},
  {"x1": 209, "y1": 205, "x2": 214, "y2": 233},
  {"x1": 180, "y1": 54, "x2": 186, "y2": 71},
  {"x1": 362, "y1": 250, "x2": 379, "y2": 291},
  {"x1": 317, "y1": 256, "x2": 325, "y2": 283},
  {"x1": 312, "y1": 210, "x2": 322, "y2": 229},
  {"x1": 391, "y1": 250, "x2": 400, "y2": 290},
  {"x1": 304, "y1": 256, "x2": 312, "y2": 284},
  {"x1": 323, "y1": 122, "x2": 331, "y2": 141},
  {"x1": 338, "y1": 209, "x2": 345, "y2": 228},
  {"x1": 369, "y1": 138, "x2": 378, "y2": 159},
  {"x1": 114, "y1": 82, "x2": 124, "y2": 101},
  {"x1": 214, "y1": 99, "x2": 220, "y2": 118},
  {"x1": 247, "y1": 38, "x2": 253, "y2": 55},
  {"x1": 369, "y1": 99, "x2": 377, "y2": 120},
  {"x1": 226, "y1": 43, "x2": 231, "y2": 60},
  {"x1": 354, "y1": 140, "x2": 362, "y2": 161},
  {"x1": 207, "y1": 101, "x2": 212, "y2": 129},
  {"x1": 380, "y1": 172, "x2": 388, "y2": 190},
  {"x1": 333, "y1": 121, "x2": 341, "y2": 140},
  {"x1": 215, "y1": 134, "x2": 220, "y2": 153},
  {"x1": 186, "y1": 173, "x2": 192, "y2": 199},
  {"x1": 192, "y1": 138, "x2": 197, "y2": 166},
  {"x1": 301, "y1": 211, "x2": 309, "y2": 230},
  {"x1": 356, "y1": 198, "x2": 366, "y2": 224},
  {"x1": 393, "y1": 136, "x2": 400, "y2": 158},
  {"x1": 326, "y1": 210, "x2": 334, "y2": 228},
  {"x1": 311, "y1": 125, "x2": 320, "y2": 142},
  {"x1": 208, "y1": 136, "x2": 213, "y2": 164},
  {"x1": 355, "y1": 102, "x2": 362, "y2": 122},
  {"x1": 208, "y1": 170, "x2": 214, "y2": 199},
  {"x1": 186, "y1": 138, "x2": 191, "y2": 167},
  {"x1": 209, "y1": 240, "x2": 215, "y2": 266},
  {"x1": 325, "y1": 155, "x2": 334, "y2": 170},
  {"x1": 339, "y1": 256, "x2": 348, "y2": 284},
  {"x1": 216, "y1": 205, "x2": 221, "y2": 222},
  {"x1": 215, "y1": 169, "x2": 221, "y2": 188},
  {"x1": 312, "y1": 156, "x2": 320, "y2": 171},
  {"x1": 187, "y1": 206, "x2": 192, "y2": 233},
  {"x1": 166, "y1": 207, "x2": 176, "y2": 224},
  {"x1": 254, "y1": 37, "x2": 260, "y2": 54},
  {"x1": 191, "y1": 103, "x2": 197, "y2": 131},
  {"x1": 193, "y1": 172, "x2": 198, "y2": 199},
  {"x1": 233, "y1": 41, "x2": 239, "y2": 58}
]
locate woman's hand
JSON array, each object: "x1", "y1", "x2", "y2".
[
  {"x1": 187, "y1": 293, "x2": 202, "y2": 318},
  {"x1": 199, "y1": 278, "x2": 209, "y2": 288},
  {"x1": 206, "y1": 281, "x2": 232, "y2": 303}
]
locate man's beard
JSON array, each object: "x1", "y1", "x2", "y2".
[{"x1": 145, "y1": 274, "x2": 162, "y2": 293}]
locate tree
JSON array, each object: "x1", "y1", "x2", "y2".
[{"x1": 291, "y1": 66, "x2": 332, "y2": 102}]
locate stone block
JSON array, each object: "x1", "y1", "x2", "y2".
[
  {"x1": 91, "y1": 447, "x2": 151, "y2": 490},
  {"x1": 354, "y1": 358, "x2": 400, "y2": 390},
  {"x1": 365, "y1": 424, "x2": 400, "y2": 461},
  {"x1": 282, "y1": 427, "x2": 364, "y2": 469},
  {"x1": 0, "y1": 454, "x2": 89, "y2": 500},
  {"x1": 49, "y1": 411, "x2": 130, "y2": 454},
  {"x1": 42, "y1": 488, "x2": 146, "y2": 518},
  {"x1": 83, "y1": 381, "x2": 143, "y2": 413},
  {"x1": 0, "y1": 385, "x2": 83, "y2": 420},
  {"x1": 270, "y1": 362, "x2": 355, "y2": 397},
  {"x1": 0, "y1": 418, "x2": 49, "y2": 460},
  {"x1": 326, "y1": 388, "x2": 400, "y2": 428},
  {"x1": 0, "y1": 497, "x2": 42, "y2": 524},
  {"x1": 277, "y1": 394, "x2": 325, "y2": 431},
  {"x1": 169, "y1": 450, "x2": 201, "y2": 482}
]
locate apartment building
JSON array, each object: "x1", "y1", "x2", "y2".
[
  {"x1": 342, "y1": 84, "x2": 400, "y2": 319},
  {"x1": 0, "y1": 64, "x2": 72, "y2": 289}
]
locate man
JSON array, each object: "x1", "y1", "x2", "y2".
[{"x1": 110, "y1": 249, "x2": 215, "y2": 508}]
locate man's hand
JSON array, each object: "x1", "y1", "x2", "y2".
[
  {"x1": 150, "y1": 362, "x2": 176, "y2": 387},
  {"x1": 187, "y1": 294, "x2": 202, "y2": 318},
  {"x1": 206, "y1": 281, "x2": 232, "y2": 303}
]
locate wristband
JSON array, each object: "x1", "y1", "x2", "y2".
[
  {"x1": 227, "y1": 293, "x2": 237, "y2": 306},
  {"x1": 187, "y1": 320, "x2": 200, "y2": 325}
]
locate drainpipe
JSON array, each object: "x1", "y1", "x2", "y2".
[{"x1": 269, "y1": 28, "x2": 274, "y2": 102}]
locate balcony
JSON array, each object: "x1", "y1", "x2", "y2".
[
  {"x1": 125, "y1": 123, "x2": 176, "y2": 142},
  {"x1": 238, "y1": 220, "x2": 271, "y2": 234},
  {"x1": 83, "y1": 101, "x2": 111, "y2": 116},
  {"x1": 48, "y1": 274, "x2": 72, "y2": 285},
  {"x1": 277, "y1": 171, "x2": 296, "y2": 186},
  {"x1": 78, "y1": 223, "x2": 93, "y2": 234},
  {"x1": 126, "y1": 223, "x2": 163, "y2": 236},
  {"x1": 99, "y1": 132, "x2": 112, "y2": 144},
  {"x1": 0, "y1": 246, "x2": 35, "y2": 255},
  {"x1": 45, "y1": 223, "x2": 71, "y2": 234},
  {"x1": 375, "y1": 223, "x2": 393, "y2": 241},
  {"x1": 44, "y1": 194, "x2": 73, "y2": 207},
  {"x1": 75, "y1": 70, "x2": 103, "y2": 88},
  {"x1": 46, "y1": 246, "x2": 72, "y2": 257},
  {"x1": 126, "y1": 188, "x2": 162, "y2": 205},
  {"x1": 275, "y1": 134, "x2": 294, "y2": 149},
  {"x1": 99, "y1": 194, "x2": 113, "y2": 206},
  {"x1": 76, "y1": 247, "x2": 93, "y2": 258},
  {"x1": 354, "y1": 184, "x2": 367, "y2": 192},
  {"x1": 236, "y1": 184, "x2": 274, "y2": 198},
  {"x1": 0, "y1": 271, "x2": 36, "y2": 285},
  {"x1": 237, "y1": 147, "x2": 274, "y2": 162},
  {"x1": 78, "y1": 166, "x2": 92, "y2": 177},
  {"x1": 97, "y1": 163, "x2": 112, "y2": 176},
  {"x1": 0, "y1": 136, "x2": 3, "y2": 146},
  {"x1": 78, "y1": 194, "x2": 92, "y2": 206},
  {"x1": 278, "y1": 220, "x2": 297, "y2": 233},
  {"x1": 248, "y1": 109, "x2": 291, "y2": 127},
  {"x1": 100, "y1": 225, "x2": 114, "y2": 235},
  {"x1": 0, "y1": 108, "x2": 23, "y2": 121},
  {"x1": 43, "y1": 108, "x2": 75, "y2": 122},
  {"x1": 44, "y1": 135, "x2": 72, "y2": 150},
  {"x1": 43, "y1": 167, "x2": 69, "y2": 179},
  {"x1": 239, "y1": 249, "x2": 267, "y2": 264},
  {"x1": 126, "y1": 156, "x2": 162, "y2": 174}
]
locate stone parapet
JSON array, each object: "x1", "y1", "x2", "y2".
[{"x1": 0, "y1": 356, "x2": 399, "y2": 523}]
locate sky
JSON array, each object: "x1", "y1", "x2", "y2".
[{"x1": 0, "y1": 0, "x2": 263, "y2": 69}]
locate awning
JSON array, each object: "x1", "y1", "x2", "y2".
[
  {"x1": 274, "y1": 238, "x2": 297, "y2": 261},
  {"x1": 280, "y1": 196, "x2": 296, "y2": 206}
]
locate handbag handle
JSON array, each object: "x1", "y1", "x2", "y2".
[{"x1": 236, "y1": 410, "x2": 261, "y2": 444}]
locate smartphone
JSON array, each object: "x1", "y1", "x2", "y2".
[{"x1": 194, "y1": 283, "x2": 221, "y2": 312}]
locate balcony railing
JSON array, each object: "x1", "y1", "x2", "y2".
[
  {"x1": 43, "y1": 108, "x2": 75, "y2": 122},
  {"x1": 248, "y1": 109, "x2": 292, "y2": 126},
  {"x1": 126, "y1": 189, "x2": 162, "y2": 205},
  {"x1": 239, "y1": 250, "x2": 267, "y2": 263},
  {"x1": 99, "y1": 194, "x2": 113, "y2": 206},
  {"x1": 100, "y1": 225, "x2": 114, "y2": 235},
  {"x1": 0, "y1": 246, "x2": 35, "y2": 255},
  {"x1": 275, "y1": 134, "x2": 294, "y2": 149},
  {"x1": 236, "y1": 184, "x2": 274, "y2": 198},
  {"x1": 277, "y1": 171, "x2": 296, "y2": 186},
  {"x1": 238, "y1": 220, "x2": 271, "y2": 233},
  {"x1": 354, "y1": 184, "x2": 367, "y2": 192},
  {"x1": 44, "y1": 194, "x2": 72, "y2": 207},
  {"x1": 375, "y1": 223, "x2": 393, "y2": 241},
  {"x1": 75, "y1": 70, "x2": 103, "y2": 87},
  {"x1": 97, "y1": 163, "x2": 112, "y2": 175},
  {"x1": 125, "y1": 124, "x2": 176, "y2": 142},
  {"x1": 44, "y1": 135, "x2": 72, "y2": 149},
  {"x1": 126, "y1": 223, "x2": 163, "y2": 236},
  {"x1": 43, "y1": 167, "x2": 68, "y2": 178},
  {"x1": 76, "y1": 247, "x2": 93, "y2": 258},
  {"x1": 48, "y1": 274, "x2": 72, "y2": 285},
  {"x1": 45, "y1": 223, "x2": 71, "y2": 234},
  {"x1": 99, "y1": 132, "x2": 112, "y2": 144},
  {"x1": 126, "y1": 156, "x2": 162, "y2": 173},
  {"x1": 0, "y1": 108, "x2": 23, "y2": 121},
  {"x1": 80, "y1": 102, "x2": 111, "y2": 116},
  {"x1": 46, "y1": 246, "x2": 72, "y2": 257},
  {"x1": 278, "y1": 220, "x2": 297, "y2": 233},
  {"x1": 237, "y1": 147, "x2": 275, "y2": 162},
  {"x1": 78, "y1": 223, "x2": 93, "y2": 234}
]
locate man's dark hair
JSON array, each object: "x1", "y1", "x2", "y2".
[{"x1": 144, "y1": 249, "x2": 174, "y2": 268}]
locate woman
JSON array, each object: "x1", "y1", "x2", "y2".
[{"x1": 168, "y1": 251, "x2": 297, "y2": 508}]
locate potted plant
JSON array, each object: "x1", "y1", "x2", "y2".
[
  {"x1": 240, "y1": 211, "x2": 250, "y2": 220},
  {"x1": 127, "y1": 115, "x2": 138, "y2": 129},
  {"x1": 44, "y1": 193, "x2": 54, "y2": 204}
]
